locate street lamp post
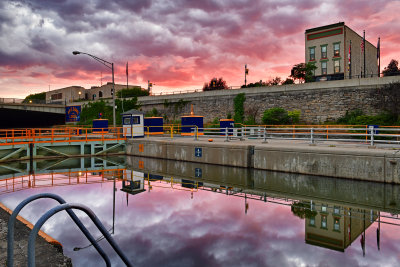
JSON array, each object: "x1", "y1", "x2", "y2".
[{"x1": 72, "y1": 51, "x2": 116, "y2": 127}]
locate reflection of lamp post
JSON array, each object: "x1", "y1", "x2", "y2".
[{"x1": 72, "y1": 51, "x2": 115, "y2": 127}]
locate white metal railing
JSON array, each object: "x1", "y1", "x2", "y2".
[{"x1": 188, "y1": 126, "x2": 400, "y2": 146}]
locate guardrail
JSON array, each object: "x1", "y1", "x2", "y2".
[
  {"x1": 187, "y1": 126, "x2": 400, "y2": 146},
  {"x1": 0, "y1": 127, "x2": 127, "y2": 146}
]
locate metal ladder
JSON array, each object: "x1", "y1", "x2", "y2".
[{"x1": 7, "y1": 193, "x2": 132, "y2": 267}]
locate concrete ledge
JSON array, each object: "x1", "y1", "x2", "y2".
[{"x1": 126, "y1": 138, "x2": 400, "y2": 184}]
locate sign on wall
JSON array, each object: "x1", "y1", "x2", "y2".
[{"x1": 65, "y1": 105, "x2": 81, "y2": 122}]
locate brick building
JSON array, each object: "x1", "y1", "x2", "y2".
[
  {"x1": 46, "y1": 83, "x2": 142, "y2": 104},
  {"x1": 305, "y1": 22, "x2": 378, "y2": 81}
]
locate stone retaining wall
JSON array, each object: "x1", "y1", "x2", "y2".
[{"x1": 137, "y1": 76, "x2": 400, "y2": 124}]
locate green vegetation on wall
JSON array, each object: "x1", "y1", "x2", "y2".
[
  {"x1": 262, "y1": 107, "x2": 301, "y2": 125},
  {"x1": 233, "y1": 93, "x2": 246, "y2": 123},
  {"x1": 79, "y1": 98, "x2": 141, "y2": 126},
  {"x1": 117, "y1": 87, "x2": 149, "y2": 98},
  {"x1": 23, "y1": 92, "x2": 46, "y2": 103},
  {"x1": 335, "y1": 109, "x2": 399, "y2": 125}
]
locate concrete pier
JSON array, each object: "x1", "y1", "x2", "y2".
[{"x1": 126, "y1": 137, "x2": 400, "y2": 184}]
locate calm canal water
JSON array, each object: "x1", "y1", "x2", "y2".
[{"x1": 0, "y1": 156, "x2": 400, "y2": 266}]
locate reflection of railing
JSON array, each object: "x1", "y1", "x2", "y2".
[
  {"x1": 0, "y1": 127, "x2": 127, "y2": 146},
  {"x1": 0, "y1": 169, "x2": 125, "y2": 195}
]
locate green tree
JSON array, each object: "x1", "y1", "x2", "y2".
[
  {"x1": 382, "y1": 59, "x2": 400, "y2": 77},
  {"x1": 203, "y1": 77, "x2": 229, "y2": 91},
  {"x1": 290, "y1": 62, "x2": 316, "y2": 83},
  {"x1": 241, "y1": 81, "x2": 266, "y2": 88},
  {"x1": 23, "y1": 92, "x2": 46, "y2": 103},
  {"x1": 79, "y1": 98, "x2": 141, "y2": 126},
  {"x1": 117, "y1": 87, "x2": 149, "y2": 98},
  {"x1": 281, "y1": 78, "x2": 295, "y2": 85},
  {"x1": 266, "y1": 77, "x2": 282, "y2": 86},
  {"x1": 262, "y1": 107, "x2": 290, "y2": 125},
  {"x1": 291, "y1": 201, "x2": 317, "y2": 219},
  {"x1": 233, "y1": 93, "x2": 246, "y2": 123}
]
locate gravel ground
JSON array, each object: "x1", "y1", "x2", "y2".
[{"x1": 0, "y1": 206, "x2": 72, "y2": 266}]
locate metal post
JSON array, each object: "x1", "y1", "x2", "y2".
[
  {"x1": 310, "y1": 128, "x2": 314, "y2": 145},
  {"x1": 225, "y1": 127, "x2": 229, "y2": 142},
  {"x1": 369, "y1": 126, "x2": 374, "y2": 146},
  {"x1": 240, "y1": 127, "x2": 244, "y2": 141},
  {"x1": 112, "y1": 63, "x2": 116, "y2": 128},
  {"x1": 193, "y1": 127, "x2": 197, "y2": 141},
  {"x1": 262, "y1": 127, "x2": 268, "y2": 143}
]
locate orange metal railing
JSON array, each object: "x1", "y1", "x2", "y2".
[
  {"x1": 0, "y1": 127, "x2": 127, "y2": 146},
  {"x1": 0, "y1": 168, "x2": 125, "y2": 195}
]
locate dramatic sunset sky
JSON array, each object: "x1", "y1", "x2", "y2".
[{"x1": 0, "y1": 0, "x2": 399, "y2": 98}]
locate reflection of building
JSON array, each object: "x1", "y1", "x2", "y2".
[
  {"x1": 305, "y1": 201, "x2": 378, "y2": 252},
  {"x1": 120, "y1": 170, "x2": 146, "y2": 195},
  {"x1": 305, "y1": 22, "x2": 378, "y2": 81},
  {"x1": 46, "y1": 83, "x2": 142, "y2": 104}
]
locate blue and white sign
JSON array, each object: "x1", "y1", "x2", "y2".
[
  {"x1": 65, "y1": 105, "x2": 81, "y2": 122},
  {"x1": 195, "y1": 168, "x2": 202, "y2": 178},
  {"x1": 195, "y1": 147, "x2": 202, "y2": 157}
]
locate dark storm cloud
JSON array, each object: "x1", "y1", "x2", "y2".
[
  {"x1": 30, "y1": 35, "x2": 55, "y2": 54},
  {"x1": 1, "y1": 0, "x2": 399, "y2": 97}
]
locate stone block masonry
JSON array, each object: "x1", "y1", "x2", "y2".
[{"x1": 137, "y1": 76, "x2": 400, "y2": 124}]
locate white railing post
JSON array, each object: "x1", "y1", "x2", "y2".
[
  {"x1": 262, "y1": 127, "x2": 268, "y2": 143},
  {"x1": 310, "y1": 128, "x2": 314, "y2": 144},
  {"x1": 240, "y1": 127, "x2": 244, "y2": 141},
  {"x1": 369, "y1": 126, "x2": 374, "y2": 146},
  {"x1": 225, "y1": 127, "x2": 229, "y2": 142}
]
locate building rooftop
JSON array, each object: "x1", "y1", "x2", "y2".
[
  {"x1": 121, "y1": 109, "x2": 144, "y2": 115},
  {"x1": 305, "y1": 22, "x2": 345, "y2": 33}
]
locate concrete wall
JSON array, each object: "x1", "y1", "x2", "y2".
[
  {"x1": 126, "y1": 139, "x2": 400, "y2": 184},
  {"x1": 126, "y1": 156, "x2": 400, "y2": 213},
  {"x1": 137, "y1": 76, "x2": 400, "y2": 124}
]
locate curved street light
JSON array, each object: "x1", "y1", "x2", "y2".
[{"x1": 72, "y1": 51, "x2": 116, "y2": 127}]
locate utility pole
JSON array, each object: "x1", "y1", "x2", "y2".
[{"x1": 363, "y1": 30, "x2": 366, "y2": 78}]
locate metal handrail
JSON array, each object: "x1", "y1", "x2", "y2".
[
  {"x1": 7, "y1": 193, "x2": 111, "y2": 266},
  {"x1": 27, "y1": 203, "x2": 133, "y2": 267}
]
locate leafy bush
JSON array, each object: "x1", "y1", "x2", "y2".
[
  {"x1": 233, "y1": 93, "x2": 246, "y2": 123},
  {"x1": 117, "y1": 87, "x2": 149, "y2": 98},
  {"x1": 23, "y1": 92, "x2": 46, "y2": 103},
  {"x1": 336, "y1": 110, "x2": 398, "y2": 125},
  {"x1": 79, "y1": 98, "x2": 141, "y2": 126},
  {"x1": 146, "y1": 108, "x2": 159, "y2": 117},
  {"x1": 262, "y1": 107, "x2": 290, "y2": 125},
  {"x1": 288, "y1": 109, "x2": 301, "y2": 124}
]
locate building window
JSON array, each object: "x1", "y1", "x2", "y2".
[
  {"x1": 334, "y1": 43, "x2": 340, "y2": 57},
  {"x1": 334, "y1": 218, "x2": 340, "y2": 231},
  {"x1": 321, "y1": 45, "x2": 327, "y2": 58},
  {"x1": 132, "y1": 116, "x2": 140, "y2": 124},
  {"x1": 333, "y1": 206, "x2": 340, "y2": 215},
  {"x1": 334, "y1": 60, "x2": 340, "y2": 73},
  {"x1": 310, "y1": 217, "x2": 315, "y2": 226},
  {"x1": 321, "y1": 215, "x2": 327, "y2": 229},
  {"x1": 321, "y1": 62, "x2": 327, "y2": 75},
  {"x1": 51, "y1": 93, "x2": 62, "y2": 100},
  {"x1": 309, "y1": 47, "x2": 315, "y2": 61},
  {"x1": 321, "y1": 204, "x2": 327, "y2": 212},
  {"x1": 99, "y1": 91, "x2": 103, "y2": 98}
]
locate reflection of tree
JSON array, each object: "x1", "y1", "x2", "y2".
[{"x1": 291, "y1": 201, "x2": 317, "y2": 219}]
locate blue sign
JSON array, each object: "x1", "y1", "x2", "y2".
[
  {"x1": 65, "y1": 105, "x2": 81, "y2": 122},
  {"x1": 195, "y1": 147, "x2": 202, "y2": 157},
  {"x1": 195, "y1": 168, "x2": 202, "y2": 178}
]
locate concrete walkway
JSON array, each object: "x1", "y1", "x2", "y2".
[{"x1": 0, "y1": 204, "x2": 72, "y2": 266}]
